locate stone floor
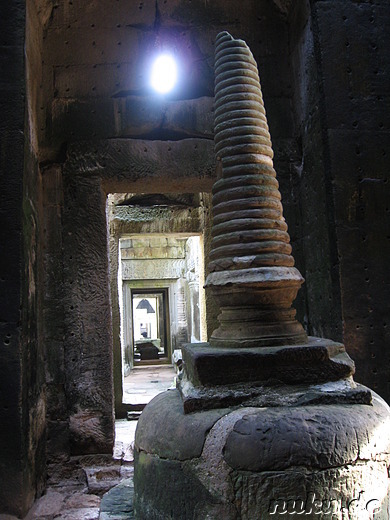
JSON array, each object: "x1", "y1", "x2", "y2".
[
  {"x1": 0, "y1": 366, "x2": 177, "y2": 520},
  {"x1": 0, "y1": 419, "x2": 136, "y2": 520},
  {"x1": 122, "y1": 364, "x2": 176, "y2": 405}
]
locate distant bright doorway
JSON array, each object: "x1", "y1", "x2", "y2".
[{"x1": 130, "y1": 288, "x2": 170, "y2": 365}]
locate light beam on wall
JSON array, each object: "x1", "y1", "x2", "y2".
[{"x1": 150, "y1": 54, "x2": 177, "y2": 94}]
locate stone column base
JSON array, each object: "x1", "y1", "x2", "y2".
[
  {"x1": 134, "y1": 389, "x2": 390, "y2": 519},
  {"x1": 178, "y1": 337, "x2": 360, "y2": 412}
]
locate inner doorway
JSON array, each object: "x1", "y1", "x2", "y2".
[
  {"x1": 107, "y1": 192, "x2": 212, "y2": 416},
  {"x1": 130, "y1": 289, "x2": 169, "y2": 365},
  {"x1": 118, "y1": 234, "x2": 206, "y2": 406}
]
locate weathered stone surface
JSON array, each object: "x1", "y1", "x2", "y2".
[
  {"x1": 189, "y1": 408, "x2": 258, "y2": 518},
  {"x1": 64, "y1": 493, "x2": 101, "y2": 509},
  {"x1": 52, "y1": 96, "x2": 214, "y2": 143},
  {"x1": 205, "y1": 31, "x2": 307, "y2": 348},
  {"x1": 99, "y1": 479, "x2": 134, "y2": 520},
  {"x1": 0, "y1": 1, "x2": 47, "y2": 515},
  {"x1": 69, "y1": 410, "x2": 113, "y2": 456},
  {"x1": 179, "y1": 376, "x2": 371, "y2": 414},
  {"x1": 134, "y1": 395, "x2": 390, "y2": 519},
  {"x1": 292, "y1": 0, "x2": 390, "y2": 399},
  {"x1": 134, "y1": 451, "x2": 218, "y2": 520},
  {"x1": 224, "y1": 395, "x2": 390, "y2": 472},
  {"x1": 231, "y1": 462, "x2": 390, "y2": 520},
  {"x1": 135, "y1": 389, "x2": 229, "y2": 460},
  {"x1": 24, "y1": 490, "x2": 65, "y2": 519},
  {"x1": 65, "y1": 138, "x2": 215, "y2": 192},
  {"x1": 46, "y1": 460, "x2": 88, "y2": 493},
  {"x1": 61, "y1": 172, "x2": 115, "y2": 455},
  {"x1": 46, "y1": 420, "x2": 70, "y2": 461},
  {"x1": 84, "y1": 465, "x2": 121, "y2": 496},
  {"x1": 55, "y1": 508, "x2": 100, "y2": 520},
  {"x1": 181, "y1": 337, "x2": 354, "y2": 390}
]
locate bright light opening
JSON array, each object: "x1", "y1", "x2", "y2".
[{"x1": 150, "y1": 54, "x2": 177, "y2": 94}]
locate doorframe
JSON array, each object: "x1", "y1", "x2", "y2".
[{"x1": 124, "y1": 286, "x2": 171, "y2": 368}]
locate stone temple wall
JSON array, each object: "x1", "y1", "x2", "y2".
[
  {"x1": 1, "y1": 0, "x2": 390, "y2": 515},
  {"x1": 290, "y1": 0, "x2": 390, "y2": 398},
  {"x1": 0, "y1": 0, "x2": 46, "y2": 515}
]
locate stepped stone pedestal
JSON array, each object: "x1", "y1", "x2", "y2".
[{"x1": 133, "y1": 32, "x2": 390, "y2": 519}]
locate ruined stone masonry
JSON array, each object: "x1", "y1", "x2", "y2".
[{"x1": 133, "y1": 32, "x2": 390, "y2": 520}]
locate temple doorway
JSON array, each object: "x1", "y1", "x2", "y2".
[
  {"x1": 124, "y1": 288, "x2": 170, "y2": 367},
  {"x1": 107, "y1": 193, "x2": 212, "y2": 416},
  {"x1": 117, "y1": 234, "x2": 205, "y2": 407}
]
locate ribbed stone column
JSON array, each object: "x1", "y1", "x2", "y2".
[
  {"x1": 133, "y1": 33, "x2": 390, "y2": 520},
  {"x1": 206, "y1": 31, "x2": 307, "y2": 347}
]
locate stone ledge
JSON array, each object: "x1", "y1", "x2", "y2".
[
  {"x1": 181, "y1": 336, "x2": 355, "y2": 388},
  {"x1": 178, "y1": 377, "x2": 372, "y2": 414}
]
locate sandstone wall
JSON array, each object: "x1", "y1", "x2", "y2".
[{"x1": 1, "y1": 0, "x2": 390, "y2": 514}]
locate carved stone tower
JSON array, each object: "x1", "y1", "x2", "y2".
[
  {"x1": 208, "y1": 31, "x2": 307, "y2": 348},
  {"x1": 133, "y1": 32, "x2": 390, "y2": 519}
]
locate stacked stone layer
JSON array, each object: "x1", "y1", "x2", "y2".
[
  {"x1": 210, "y1": 31, "x2": 294, "y2": 273},
  {"x1": 206, "y1": 32, "x2": 306, "y2": 346}
]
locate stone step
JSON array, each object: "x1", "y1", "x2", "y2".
[{"x1": 99, "y1": 478, "x2": 134, "y2": 520}]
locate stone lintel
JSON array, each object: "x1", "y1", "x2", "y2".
[
  {"x1": 181, "y1": 336, "x2": 355, "y2": 389},
  {"x1": 64, "y1": 138, "x2": 215, "y2": 193}
]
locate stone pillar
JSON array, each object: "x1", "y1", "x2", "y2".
[
  {"x1": 207, "y1": 31, "x2": 306, "y2": 348},
  {"x1": 133, "y1": 32, "x2": 390, "y2": 520}
]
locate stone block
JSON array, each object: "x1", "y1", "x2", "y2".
[
  {"x1": 65, "y1": 138, "x2": 216, "y2": 192},
  {"x1": 181, "y1": 338, "x2": 354, "y2": 390},
  {"x1": 149, "y1": 237, "x2": 167, "y2": 248},
  {"x1": 64, "y1": 492, "x2": 100, "y2": 509},
  {"x1": 134, "y1": 391, "x2": 390, "y2": 519},
  {"x1": 132, "y1": 238, "x2": 150, "y2": 248},
  {"x1": 120, "y1": 248, "x2": 136, "y2": 259},
  {"x1": 46, "y1": 26, "x2": 140, "y2": 66},
  {"x1": 134, "y1": 451, "x2": 217, "y2": 520},
  {"x1": 50, "y1": 0, "x2": 155, "y2": 29},
  {"x1": 51, "y1": 98, "x2": 117, "y2": 142},
  {"x1": 84, "y1": 466, "x2": 121, "y2": 496},
  {"x1": 55, "y1": 508, "x2": 100, "y2": 520},
  {"x1": 46, "y1": 461, "x2": 88, "y2": 493},
  {"x1": 69, "y1": 410, "x2": 113, "y2": 455},
  {"x1": 45, "y1": 338, "x2": 65, "y2": 383},
  {"x1": 264, "y1": 97, "x2": 295, "y2": 139},
  {"x1": 122, "y1": 258, "x2": 185, "y2": 280},
  {"x1": 99, "y1": 478, "x2": 134, "y2": 520},
  {"x1": 163, "y1": 97, "x2": 214, "y2": 138},
  {"x1": 145, "y1": 246, "x2": 168, "y2": 259},
  {"x1": 224, "y1": 396, "x2": 390, "y2": 472},
  {"x1": 24, "y1": 490, "x2": 65, "y2": 520},
  {"x1": 54, "y1": 62, "x2": 138, "y2": 98},
  {"x1": 167, "y1": 237, "x2": 181, "y2": 247},
  {"x1": 46, "y1": 420, "x2": 70, "y2": 460},
  {"x1": 51, "y1": 96, "x2": 214, "y2": 144},
  {"x1": 119, "y1": 239, "x2": 132, "y2": 249},
  {"x1": 135, "y1": 389, "x2": 229, "y2": 461},
  {"x1": 132, "y1": 247, "x2": 152, "y2": 259},
  {"x1": 46, "y1": 383, "x2": 68, "y2": 419}
]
